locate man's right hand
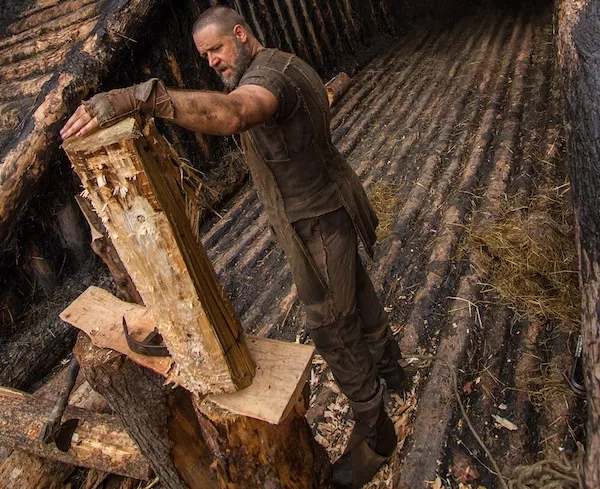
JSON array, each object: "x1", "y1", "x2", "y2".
[{"x1": 60, "y1": 105, "x2": 99, "y2": 140}]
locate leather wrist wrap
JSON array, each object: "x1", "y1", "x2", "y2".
[{"x1": 82, "y1": 78, "x2": 174, "y2": 128}]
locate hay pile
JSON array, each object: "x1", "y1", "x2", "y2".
[
  {"x1": 368, "y1": 181, "x2": 403, "y2": 242},
  {"x1": 467, "y1": 188, "x2": 580, "y2": 329}
]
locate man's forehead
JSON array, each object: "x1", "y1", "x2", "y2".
[{"x1": 193, "y1": 24, "x2": 227, "y2": 48}]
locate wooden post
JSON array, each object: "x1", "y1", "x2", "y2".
[
  {"x1": 63, "y1": 117, "x2": 254, "y2": 395},
  {"x1": 557, "y1": 1, "x2": 600, "y2": 486}
]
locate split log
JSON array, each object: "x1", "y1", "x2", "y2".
[
  {"x1": 74, "y1": 333, "x2": 216, "y2": 489},
  {"x1": 0, "y1": 386, "x2": 151, "y2": 480},
  {"x1": 63, "y1": 117, "x2": 254, "y2": 394},
  {"x1": 75, "y1": 194, "x2": 143, "y2": 305},
  {"x1": 557, "y1": 1, "x2": 600, "y2": 487},
  {"x1": 325, "y1": 72, "x2": 351, "y2": 106}
]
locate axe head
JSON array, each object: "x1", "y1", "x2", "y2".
[{"x1": 40, "y1": 417, "x2": 80, "y2": 452}]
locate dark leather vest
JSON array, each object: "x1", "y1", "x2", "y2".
[{"x1": 239, "y1": 49, "x2": 379, "y2": 303}]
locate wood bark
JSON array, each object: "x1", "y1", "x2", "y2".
[
  {"x1": 63, "y1": 117, "x2": 255, "y2": 395},
  {"x1": 0, "y1": 386, "x2": 150, "y2": 480},
  {"x1": 325, "y1": 72, "x2": 351, "y2": 107},
  {"x1": 0, "y1": 451, "x2": 73, "y2": 489},
  {"x1": 195, "y1": 393, "x2": 330, "y2": 489},
  {"x1": 0, "y1": 0, "x2": 163, "y2": 249},
  {"x1": 74, "y1": 333, "x2": 217, "y2": 489},
  {"x1": 557, "y1": 1, "x2": 600, "y2": 487},
  {"x1": 0, "y1": 261, "x2": 104, "y2": 390}
]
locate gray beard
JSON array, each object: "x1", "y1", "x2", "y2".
[{"x1": 221, "y1": 40, "x2": 253, "y2": 92}]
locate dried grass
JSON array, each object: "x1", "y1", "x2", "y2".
[
  {"x1": 368, "y1": 181, "x2": 403, "y2": 241},
  {"x1": 466, "y1": 185, "x2": 580, "y2": 330}
]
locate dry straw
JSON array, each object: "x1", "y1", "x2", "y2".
[{"x1": 466, "y1": 188, "x2": 580, "y2": 331}]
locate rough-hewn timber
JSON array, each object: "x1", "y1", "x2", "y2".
[
  {"x1": 0, "y1": 386, "x2": 150, "y2": 480},
  {"x1": 557, "y1": 1, "x2": 600, "y2": 487},
  {"x1": 63, "y1": 118, "x2": 255, "y2": 395}
]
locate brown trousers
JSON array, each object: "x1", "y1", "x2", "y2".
[{"x1": 291, "y1": 208, "x2": 400, "y2": 406}]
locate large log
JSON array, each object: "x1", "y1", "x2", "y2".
[
  {"x1": 0, "y1": 386, "x2": 151, "y2": 480},
  {"x1": 74, "y1": 333, "x2": 216, "y2": 489},
  {"x1": 63, "y1": 117, "x2": 255, "y2": 395},
  {"x1": 557, "y1": 2, "x2": 600, "y2": 487},
  {"x1": 0, "y1": 0, "x2": 163, "y2": 249}
]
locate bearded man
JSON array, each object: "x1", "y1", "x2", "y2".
[{"x1": 61, "y1": 6, "x2": 408, "y2": 488}]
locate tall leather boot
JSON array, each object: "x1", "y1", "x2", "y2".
[
  {"x1": 377, "y1": 339, "x2": 410, "y2": 395},
  {"x1": 332, "y1": 384, "x2": 397, "y2": 489}
]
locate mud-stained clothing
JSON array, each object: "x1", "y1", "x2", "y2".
[{"x1": 237, "y1": 48, "x2": 399, "y2": 405}]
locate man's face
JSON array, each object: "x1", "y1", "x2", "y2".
[{"x1": 194, "y1": 24, "x2": 253, "y2": 91}]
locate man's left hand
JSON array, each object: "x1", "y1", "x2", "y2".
[{"x1": 60, "y1": 105, "x2": 99, "y2": 140}]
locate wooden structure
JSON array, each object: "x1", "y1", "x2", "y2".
[
  {"x1": 557, "y1": 1, "x2": 600, "y2": 486},
  {"x1": 0, "y1": 387, "x2": 150, "y2": 480},
  {"x1": 63, "y1": 117, "x2": 255, "y2": 395},
  {"x1": 61, "y1": 117, "x2": 328, "y2": 488}
]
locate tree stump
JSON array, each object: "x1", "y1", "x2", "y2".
[
  {"x1": 74, "y1": 333, "x2": 216, "y2": 489},
  {"x1": 195, "y1": 395, "x2": 330, "y2": 489}
]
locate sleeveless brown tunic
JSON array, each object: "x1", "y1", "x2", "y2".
[{"x1": 238, "y1": 49, "x2": 378, "y2": 304}]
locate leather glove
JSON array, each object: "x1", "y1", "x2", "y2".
[{"x1": 82, "y1": 78, "x2": 175, "y2": 127}]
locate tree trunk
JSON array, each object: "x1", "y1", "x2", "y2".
[
  {"x1": 195, "y1": 393, "x2": 330, "y2": 489},
  {"x1": 0, "y1": 0, "x2": 164, "y2": 249},
  {"x1": 0, "y1": 386, "x2": 150, "y2": 480},
  {"x1": 557, "y1": 1, "x2": 600, "y2": 487},
  {"x1": 63, "y1": 117, "x2": 255, "y2": 395},
  {"x1": 74, "y1": 333, "x2": 217, "y2": 489}
]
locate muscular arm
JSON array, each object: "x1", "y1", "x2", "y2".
[
  {"x1": 60, "y1": 84, "x2": 277, "y2": 139},
  {"x1": 168, "y1": 85, "x2": 277, "y2": 135}
]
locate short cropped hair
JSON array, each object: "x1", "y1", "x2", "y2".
[{"x1": 192, "y1": 5, "x2": 254, "y2": 38}]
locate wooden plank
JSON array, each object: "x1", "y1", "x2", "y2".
[
  {"x1": 0, "y1": 387, "x2": 151, "y2": 480},
  {"x1": 63, "y1": 117, "x2": 254, "y2": 395},
  {"x1": 60, "y1": 286, "x2": 173, "y2": 377},
  {"x1": 61, "y1": 286, "x2": 315, "y2": 424},
  {"x1": 209, "y1": 337, "x2": 314, "y2": 424}
]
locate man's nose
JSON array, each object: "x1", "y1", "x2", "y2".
[{"x1": 208, "y1": 53, "x2": 220, "y2": 68}]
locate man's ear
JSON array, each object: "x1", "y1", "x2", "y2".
[{"x1": 233, "y1": 24, "x2": 248, "y2": 43}]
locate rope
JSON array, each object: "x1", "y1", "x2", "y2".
[
  {"x1": 406, "y1": 354, "x2": 584, "y2": 489},
  {"x1": 507, "y1": 450, "x2": 584, "y2": 489}
]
